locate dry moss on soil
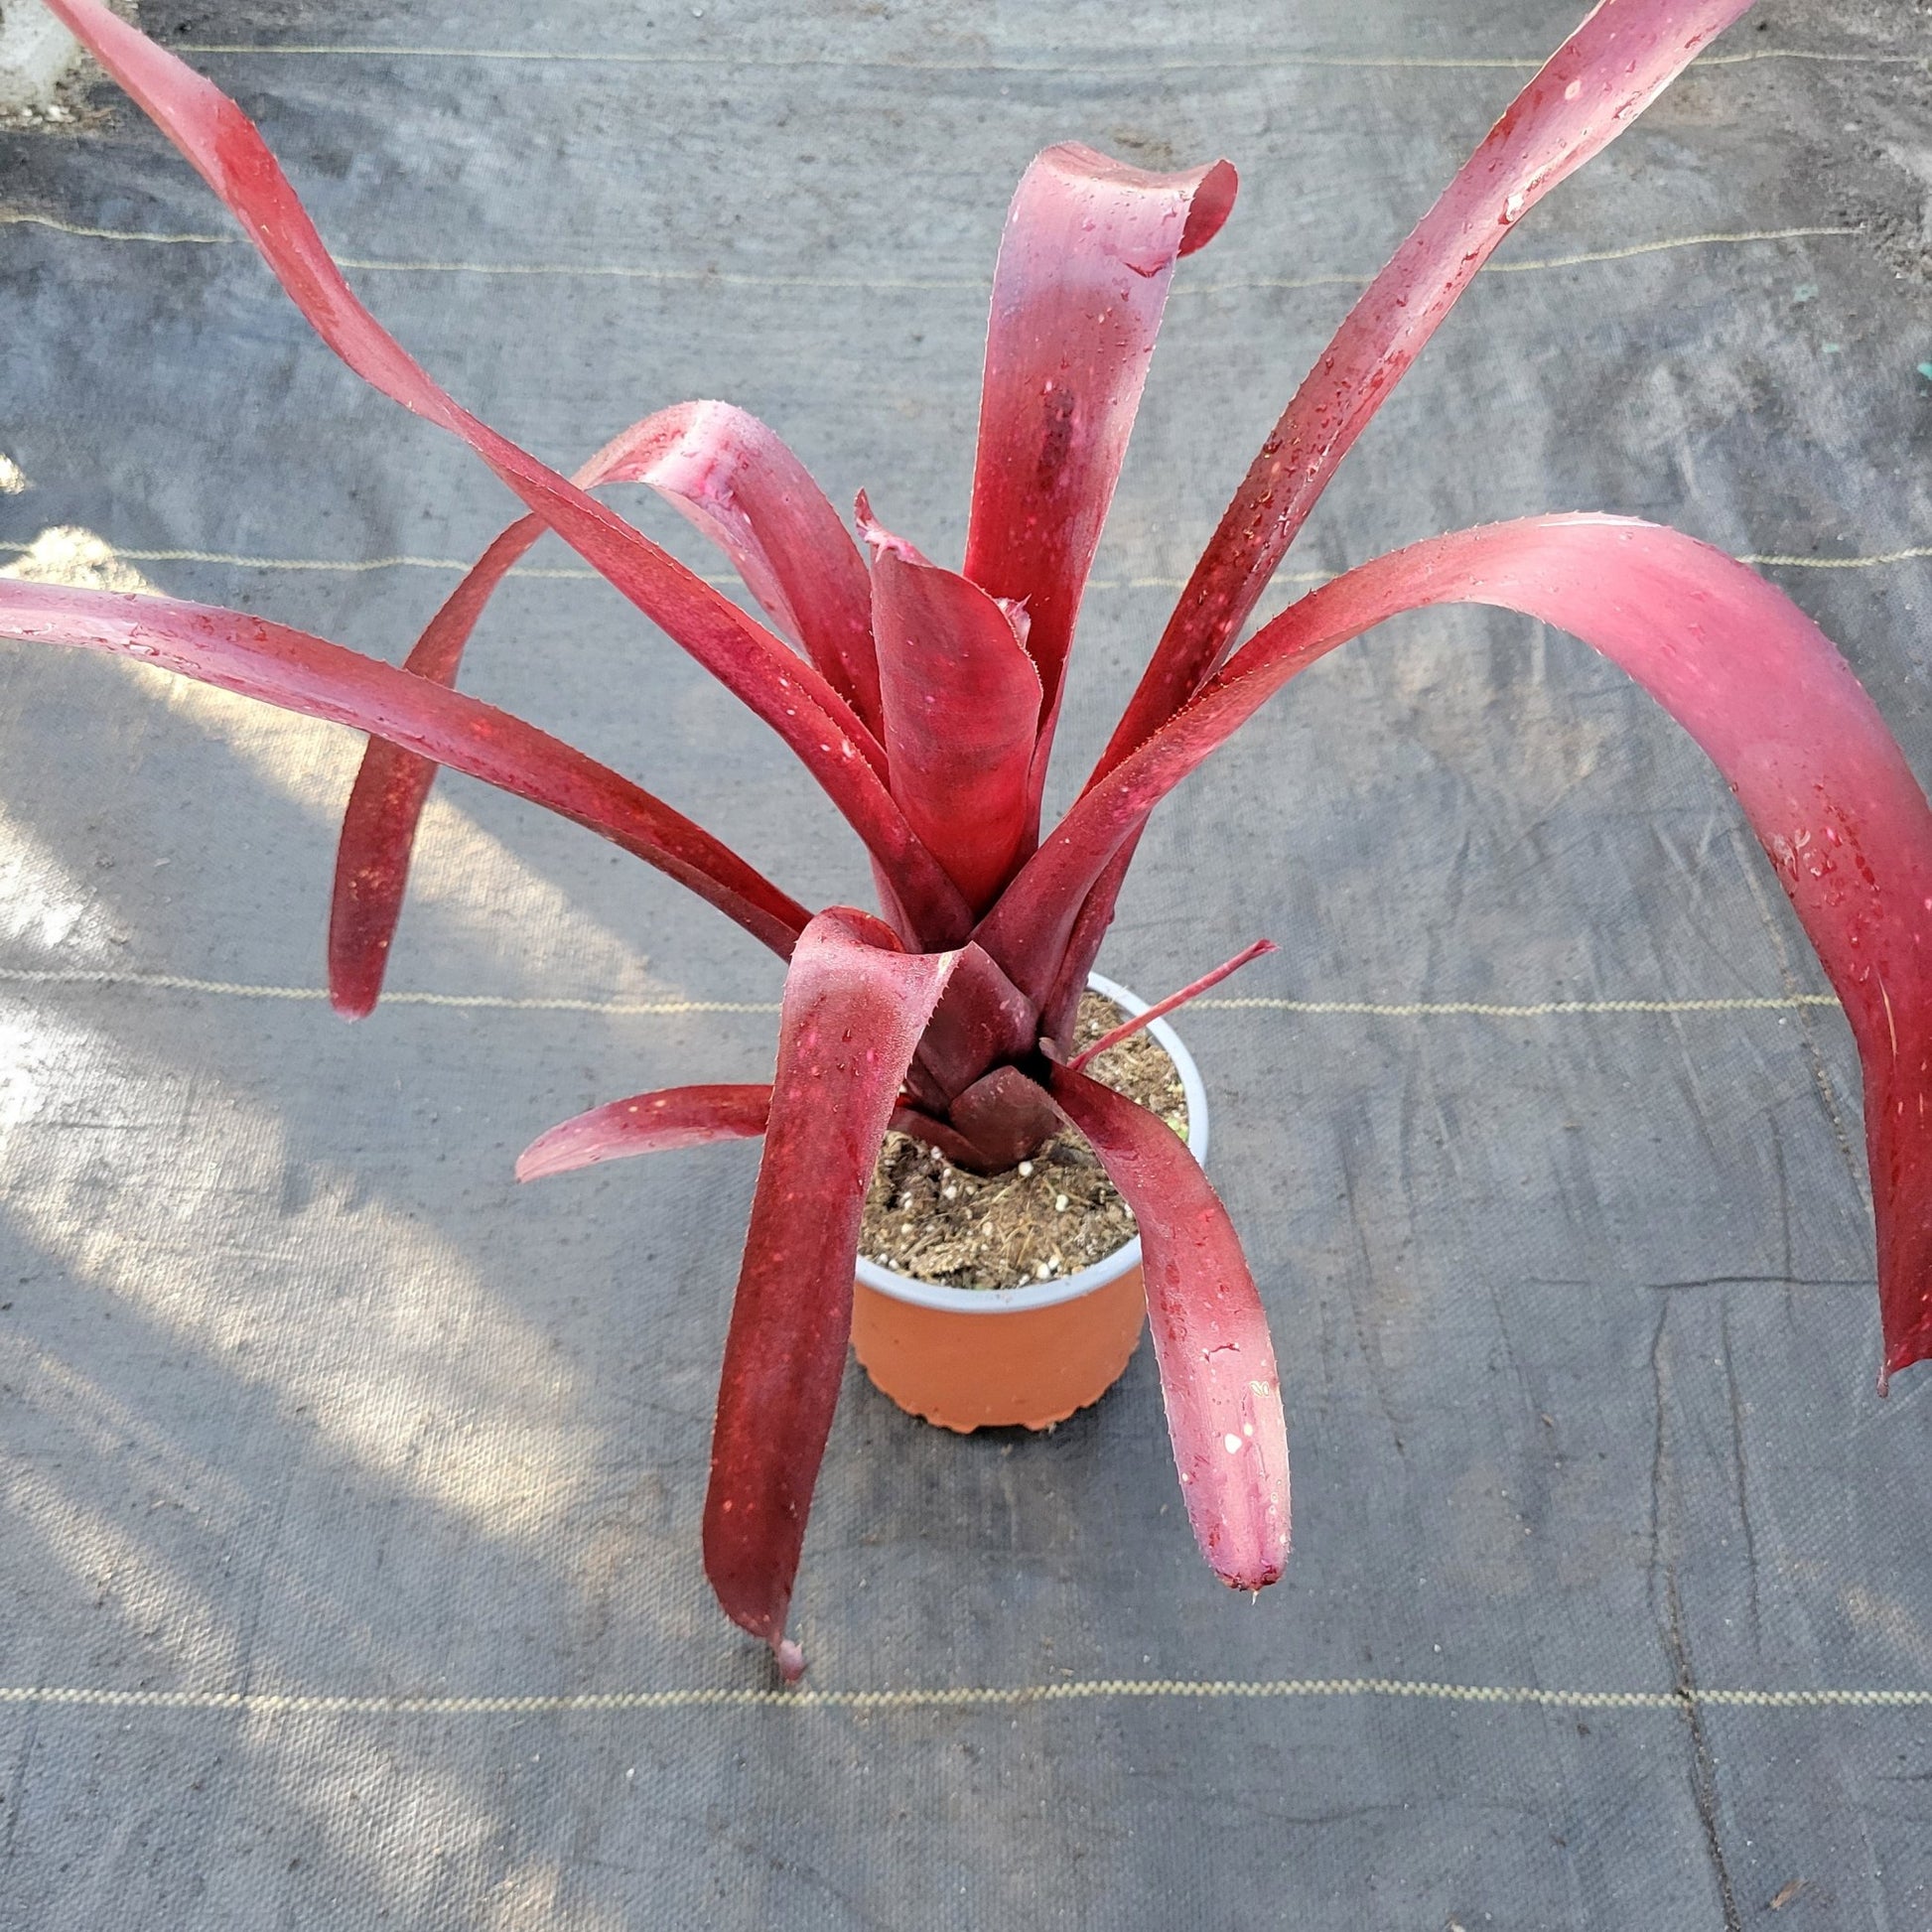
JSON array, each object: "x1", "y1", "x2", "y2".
[{"x1": 861, "y1": 992, "x2": 1188, "y2": 1291}]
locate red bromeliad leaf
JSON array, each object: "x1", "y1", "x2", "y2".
[
  {"x1": 990, "y1": 516, "x2": 1932, "y2": 1382},
  {"x1": 47, "y1": 0, "x2": 970, "y2": 952},
  {"x1": 638, "y1": 405, "x2": 882, "y2": 733},
  {"x1": 332, "y1": 735, "x2": 460, "y2": 1019},
  {"x1": 861, "y1": 504, "x2": 1043, "y2": 913},
  {"x1": 514, "y1": 1083, "x2": 1000, "y2": 1184},
  {"x1": 889, "y1": 1106, "x2": 996, "y2": 1170},
  {"x1": 1043, "y1": 0, "x2": 1761, "y2": 1030},
  {"x1": 1093, "y1": 0, "x2": 1757, "y2": 781},
  {"x1": 704, "y1": 912, "x2": 962, "y2": 1676},
  {"x1": 947, "y1": 1065, "x2": 1063, "y2": 1173},
  {"x1": 1046, "y1": 1063, "x2": 1289, "y2": 1587},
  {"x1": 1038, "y1": 843, "x2": 1130, "y2": 1053},
  {"x1": 0, "y1": 581, "x2": 810, "y2": 958},
  {"x1": 375, "y1": 401, "x2": 879, "y2": 733},
  {"x1": 963, "y1": 143, "x2": 1237, "y2": 831},
  {"x1": 516, "y1": 1084, "x2": 772, "y2": 1181},
  {"x1": 332, "y1": 401, "x2": 878, "y2": 1016}
]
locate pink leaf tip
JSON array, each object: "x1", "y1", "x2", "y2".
[{"x1": 853, "y1": 490, "x2": 929, "y2": 567}]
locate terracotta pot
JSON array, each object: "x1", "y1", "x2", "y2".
[{"x1": 851, "y1": 973, "x2": 1211, "y2": 1433}]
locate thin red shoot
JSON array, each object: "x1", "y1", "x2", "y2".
[{"x1": 1065, "y1": 940, "x2": 1277, "y2": 1071}]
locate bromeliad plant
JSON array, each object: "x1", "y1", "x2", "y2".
[{"x1": 6, "y1": 0, "x2": 1931, "y2": 1677}]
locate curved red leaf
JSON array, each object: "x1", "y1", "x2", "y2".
[
  {"x1": 46, "y1": 0, "x2": 969, "y2": 953},
  {"x1": 0, "y1": 581, "x2": 810, "y2": 957},
  {"x1": 992, "y1": 515, "x2": 1932, "y2": 1383},
  {"x1": 908, "y1": 940, "x2": 1040, "y2": 1104},
  {"x1": 1046, "y1": 0, "x2": 1762, "y2": 1015},
  {"x1": 944, "y1": 1065, "x2": 1062, "y2": 1173},
  {"x1": 516, "y1": 1084, "x2": 772, "y2": 1181},
  {"x1": 704, "y1": 912, "x2": 962, "y2": 1677},
  {"x1": 889, "y1": 1105, "x2": 997, "y2": 1170},
  {"x1": 1038, "y1": 842, "x2": 1132, "y2": 1050},
  {"x1": 963, "y1": 143, "x2": 1236, "y2": 828},
  {"x1": 1091, "y1": 0, "x2": 1755, "y2": 784},
  {"x1": 1047, "y1": 1062, "x2": 1289, "y2": 1588},
  {"x1": 332, "y1": 401, "x2": 878, "y2": 1016},
  {"x1": 331, "y1": 736, "x2": 450, "y2": 1017},
  {"x1": 639, "y1": 406, "x2": 881, "y2": 733},
  {"x1": 862, "y1": 506, "x2": 1043, "y2": 913}
]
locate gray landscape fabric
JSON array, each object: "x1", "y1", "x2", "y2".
[{"x1": 0, "y1": 0, "x2": 1929, "y2": 1923}]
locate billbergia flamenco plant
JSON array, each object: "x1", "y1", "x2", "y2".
[{"x1": 5, "y1": 0, "x2": 1930, "y2": 1678}]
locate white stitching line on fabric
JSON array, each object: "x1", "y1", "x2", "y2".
[
  {"x1": 0, "y1": 1676, "x2": 1922, "y2": 1716},
  {"x1": 0, "y1": 968, "x2": 777, "y2": 1014},
  {"x1": 0, "y1": 967, "x2": 1846, "y2": 1021},
  {"x1": 1739, "y1": 548, "x2": 1932, "y2": 570},
  {"x1": 1185, "y1": 226, "x2": 1861, "y2": 294},
  {"x1": 0, "y1": 537, "x2": 1330, "y2": 591},
  {"x1": 1, "y1": 541, "x2": 1922, "y2": 586},
  {"x1": 0, "y1": 209, "x2": 1863, "y2": 290},
  {"x1": 165, "y1": 42, "x2": 1928, "y2": 74},
  {"x1": 0, "y1": 538, "x2": 745, "y2": 585}
]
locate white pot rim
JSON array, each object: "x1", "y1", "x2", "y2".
[{"x1": 854, "y1": 970, "x2": 1210, "y2": 1314}]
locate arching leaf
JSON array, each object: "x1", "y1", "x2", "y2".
[
  {"x1": 517, "y1": 1084, "x2": 773, "y2": 1181},
  {"x1": 1048, "y1": 1063, "x2": 1289, "y2": 1587},
  {"x1": 45, "y1": 0, "x2": 970, "y2": 952},
  {"x1": 332, "y1": 402, "x2": 877, "y2": 1015},
  {"x1": 0, "y1": 581, "x2": 809, "y2": 957},
  {"x1": 863, "y1": 506, "x2": 1042, "y2": 913},
  {"x1": 704, "y1": 911, "x2": 962, "y2": 1677},
  {"x1": 991, "y1": 516, "x2": 1932, "y2": 1382},
  {"x1": 964, "y1": 143, "x2": 1237, "y2": 831}
]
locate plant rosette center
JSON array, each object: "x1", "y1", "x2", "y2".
[{"x1": 862, "y1": 988, "x2": 1188, "y2": 1292}]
